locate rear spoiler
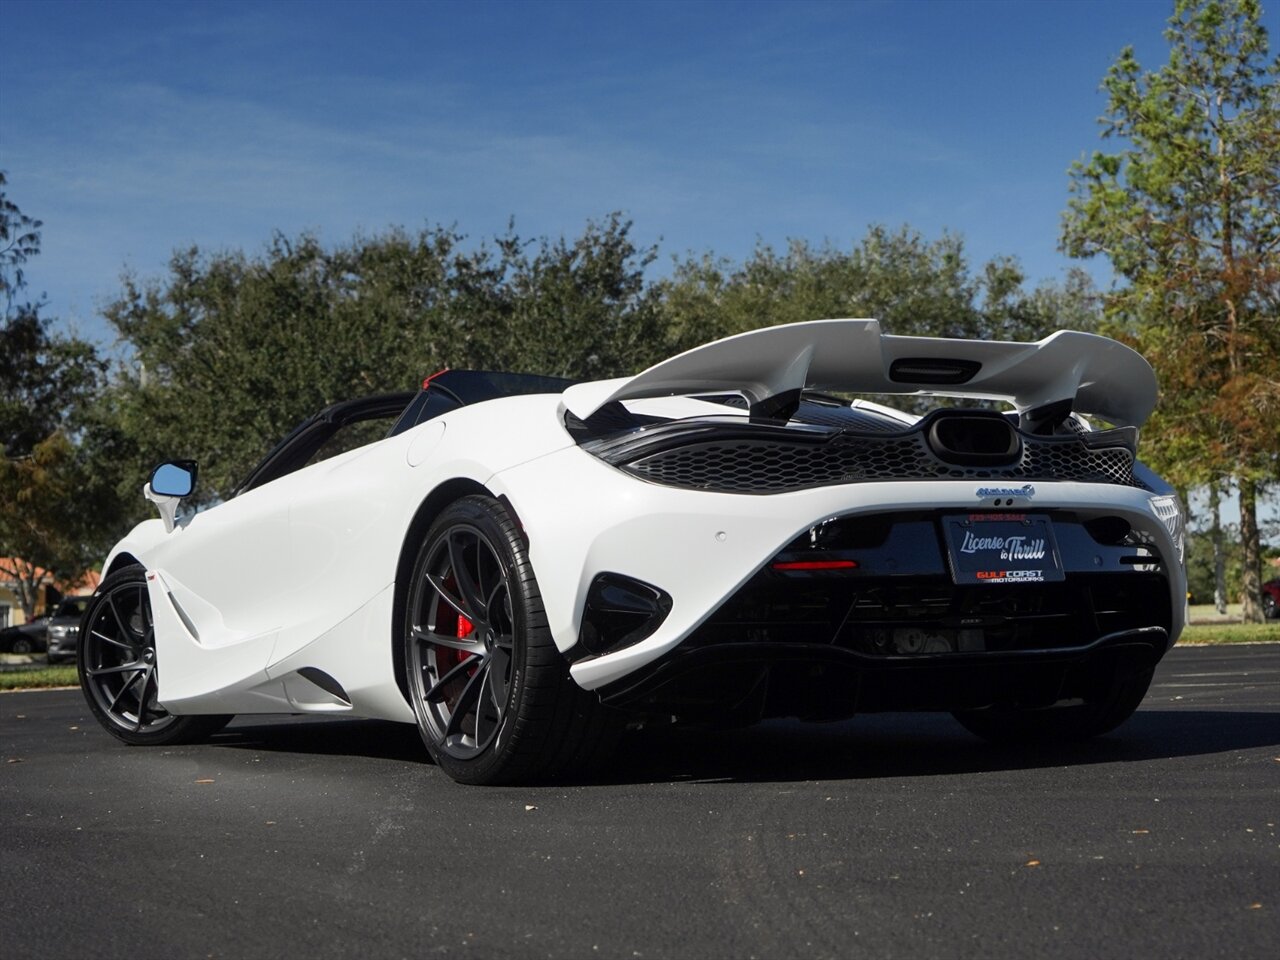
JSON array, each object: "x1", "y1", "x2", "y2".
[{"x1": 562, "y1": 319, "x2": 1158, "y2": 428}]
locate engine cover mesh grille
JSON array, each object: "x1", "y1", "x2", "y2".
[{"x1": 623, "y1": 431, "x2": 1139, "y2": 492}]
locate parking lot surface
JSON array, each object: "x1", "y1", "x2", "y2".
[{"x1": 3, "y1": 644, "x2": 1278, "y2": 959}]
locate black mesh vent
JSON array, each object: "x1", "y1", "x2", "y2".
[{"x1": 624, "y1": 430, "x2": 1138, "y2": 492}]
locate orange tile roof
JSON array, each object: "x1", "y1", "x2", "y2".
[{"x1": 0, "y1": 558, "x2": 100, "y2": 595}]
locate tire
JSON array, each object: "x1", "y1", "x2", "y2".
[
  {"x1": 952, "y1": 666, "x2": 1154, "y2": 744},
  {"x1": 404, "y1": 495, "x2": 619, "y2": 785},
  {"x1": 78, "y1": 565, "x2": 232, "y2": 746},
  {"x1": 1265, "y1": 593, "x2": 1278, "y2": 620},
  {"x1": 11, "y1": 637, "x2": 32, "y2": 654}
]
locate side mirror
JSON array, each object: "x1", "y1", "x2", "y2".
[
  {"x1": 144, "y1": 460, "x2": 198, "y2": 532},
  {"x1": 150, "y1": 461, "x2": 198, "y2": 498}
]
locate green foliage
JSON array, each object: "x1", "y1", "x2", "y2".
[
  {"x1": 0, "y1": 432, "x2": 103, "y2": 577},
  {"x1": 101, "y1": 215, "x2": 664, "y2": 501},
  {"x1": 657, "y1": 226, "x2": 1101, "y2": 414},
  {"x1": 0, "y1": 171, "x2": 42, "y2": 314},
  {"x1": 1185, "y1": 526, "x2": 1246, "y2": 601},
  {"x1": 659, "y1": 225, "x2": 1099, "y2": 353},
  {"x1": 1061, "y1": 0, "x2": 1280, "y2": 620},
  {"x1": 1062, "y1": 0, "x2": 1279, "y2": 485},
  {"x1": 0, "y1": 308, "x2": 103, "y2": 459},
  {"x1": 0, "y1": 175, "x2": 118, "y2": 616},
  {"x1": 95, "y1": 216, "x2": 1106, "y2": 506}
]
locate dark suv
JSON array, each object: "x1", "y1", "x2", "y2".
[
  {"x1": 0, "y1": 618, "x2": 48, "y2": 654},
  {"x1": 45, "y1": 596, "x2": 92, "y2": 663}
]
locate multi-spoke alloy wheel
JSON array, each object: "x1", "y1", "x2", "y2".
[
  {"x1": 78, "y1": 565, "x2": 231, "y2": 746},
  {"x1": 409, "y1": 518, "x2": 516, "y2": 760},
  {"x1": 405, "y1": 496, "x2": 617, "y2": 785}
]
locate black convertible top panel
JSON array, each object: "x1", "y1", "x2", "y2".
[
  {"x1": 387, "y1": 369, "x2": 575, "y2": 438},
  {"x1": 426, "y1": 369, "x2": 575, "y2": 405}
]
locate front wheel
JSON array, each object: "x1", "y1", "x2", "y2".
[
  {"x1": 404, "y1": 496, "x2": 618, "y2": 785},
  {"x1": 78, "y1": 565, "x2": 232, "y2": 746},
  {"x1": 952, "y1": 666, "x2": 1155, "y2": 744},
  {"x1": 11, "y1": 636, "x2": 33, "y2": 655}
]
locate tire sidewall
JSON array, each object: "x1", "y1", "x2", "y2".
[{"x1": 405, "y1": 497, "x2": 541, "y2": 784}]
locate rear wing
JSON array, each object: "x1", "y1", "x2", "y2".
[{"x1": 562, "y1": 319, "x2": 1158, "y2": 428}]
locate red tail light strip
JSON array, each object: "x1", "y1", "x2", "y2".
[{"x1": 771, "y1": 559, "x2": 859, "y2": 571}]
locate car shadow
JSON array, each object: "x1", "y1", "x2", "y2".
[
  {"x1": 206, "y1": 707, "x2": 1280, "y2": 784},
  {"x1": 579, "y1": 708, "x2": 1280, "y2": 785},
  {"x1": 211, "y1": 716, "x2": 428, "y2": 763}
]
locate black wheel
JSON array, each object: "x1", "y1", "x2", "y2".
[
  {"x1": 78, "y1": 565, "x2": 232, "y2": 746},
  {"x1": 952, "y1": 666, "x2": 1154, "y2": 744},
  {"x1": 1264, "y1": 593, "x2": 1278, "y2": 620},
  {"x1": 11, "y1": 636, "x2": 33, "y2": 655},
  {"x1": 404, "y1": 496, "x2": 618, "y2": 785}
]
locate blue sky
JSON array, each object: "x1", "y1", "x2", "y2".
[{"x1": 2, "y1": 0, "x2": 1273, "y2": 345}]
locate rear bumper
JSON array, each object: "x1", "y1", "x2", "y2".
[
  {"x1": 592, "y1": 506, "x2": 1178, "y2": 720},
  {"x1": 599, "y1": 626, "x2": 1169, "y2": 721}
]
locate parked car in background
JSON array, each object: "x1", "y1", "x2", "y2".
[
  {"x1": 45, "y1": 596, "x2": 92, "y2": 663},
  {"x1": 1264, "y1": 578, "x2": 1280, "y2": 620},
  {"x1": 0, "y1": 618, "x2": 49, "y2": 654}
]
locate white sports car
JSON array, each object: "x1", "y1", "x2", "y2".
[{"x1": 78, "y1": 319, "x2": 1187, "y2": 784}]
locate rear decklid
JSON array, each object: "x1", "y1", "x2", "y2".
[{"x1": 562, "y1": 319, "x2": 1158, "y2": 428}]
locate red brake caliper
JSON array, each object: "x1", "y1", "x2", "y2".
[{"x1": 435, "y1": 590, "x2": 476, "y2": 680}]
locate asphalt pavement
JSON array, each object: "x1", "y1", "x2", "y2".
[{"x1": 2, "y1": 645, "x2": 1278, "y2": 959}]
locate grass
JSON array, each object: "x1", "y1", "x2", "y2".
[
  {"x1": 0, "y1": 665, "x2": 78, "y2": 691},
  {"x1": 1177, "y1": 622, "x2": 1279, "y2": 645},
  {"x1": 0, "y1": 622, "x2": 1275, "y2": 693},
  {"x1": 1188, "y1": 602, "x2": 1247, "y2": 623}
]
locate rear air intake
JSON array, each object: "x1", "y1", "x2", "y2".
[
  {"x1": 925, "y1": 411, "x2": 1021, "y2": 465},
  {"x1": 576, "y1": 573, "x2": 672, "y2": 659}
]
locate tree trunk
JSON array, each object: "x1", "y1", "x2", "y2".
[
  {"x1": 1209, "y1": 482, "x2": 1228, "y2": 614},
  {"x1": 1238, "y1": 477, "x2": 1264, "y2": 623},
  {"x1": 0, "y1": 557, "x2": 45, "y2": 621}
]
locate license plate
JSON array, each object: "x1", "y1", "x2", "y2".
[{"x1": 942, "y1": 514, "x2": 1064, "y2": 585}]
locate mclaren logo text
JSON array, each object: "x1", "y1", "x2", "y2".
[{"x1": 975, "y1": 484, "x2": 1035, "y2": 499}]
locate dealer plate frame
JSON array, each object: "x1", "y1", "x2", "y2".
[{"x1": 942, "y1": 513, "x2": 1066, "y2": 585}]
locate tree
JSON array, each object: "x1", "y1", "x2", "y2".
[
  {"x1": 661, "y1": 226, "x2": 1099, "y2": 350},
  {"x1": 1061, "y1": 0, "x2": 1280, "y2": 622},
  {"x1": 0, "y1": 173, "x2": 112, "y2": 618},
  {"x1": 0, "y1": 433, "x2": 99, "y2": 618},
  {"x1": 657, "y1": 225, "x2": 1101, "y2": 413},
  {"x1": 101, "y1": 216, "x2": 665, "y2": 502},
  {"x1": 1, "y1": 309, "x2": 102, "y2": 458},
  {"x1": 0, "y1": 171, "x2": 42, "y2": 315}
]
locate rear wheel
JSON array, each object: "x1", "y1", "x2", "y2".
[
  {"x1": 404, "y1": 496, "x2": 618, "y2": 785},
  {"x1": 952, "y1": 666, "x2": 1154, "y2": 744},
  {"x1": 78, "y1": 565, "x2": 232, "y2": 746}
]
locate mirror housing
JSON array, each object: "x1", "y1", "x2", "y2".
[{"x1": 144, "y1": 460, "x2": 198, "y2": 532}]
